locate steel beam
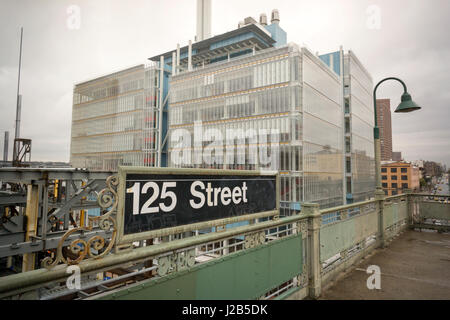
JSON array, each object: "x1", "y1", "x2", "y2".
[
  {"x1": 46, "y1": 180, "x2": 98, "y2": 231},
  {"x1": 0, "y1": 168, "x2": 114, "y2": 184},
  {"x1": 0, "y1": 194, "x2": 26, "y2": 205}
]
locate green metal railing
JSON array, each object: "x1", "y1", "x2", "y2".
[
  {"x1": 0, "y1": 212, "x2": 311, "y2": 300},
  {"x1": 410, "y1": 193, "x2": 450, "y2": 232},
  {"x1": 0, "y1": 193, "x2": 448, "y2": 300},
  {"x1": 316, "y1": 192, "x2": 449, "y2": 292}
]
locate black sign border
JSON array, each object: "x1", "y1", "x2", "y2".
[{"x1": 116, "y1": 167, "x2": 280, "y2": 245}]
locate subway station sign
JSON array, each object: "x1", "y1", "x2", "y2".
[{"x1": 116, "y1": 167, "x2": 278, "y2": 244}]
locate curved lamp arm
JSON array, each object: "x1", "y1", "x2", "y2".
[
  {"x1": 372, "y1": 77, "x2": 408, "y2": 192},
  {"x1": 373, "y1": 77, "x2": 408, "y2": 129}
]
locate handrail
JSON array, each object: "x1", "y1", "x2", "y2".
[
  {"x1": 0, "y1": 214, "x2": 305, "y2": 297},
  {"x1": 409, "y1": 193, "x2": 450, "y2": 197},
  {"x1": 119, "y1": 209, "x2": 279, "y2": 242},
  {"x1": 320, "y1": 199, "x2": 376, "y2": 215},
  {"x1": 384, "y1": 193, "x2": 408, "y2": 201}
]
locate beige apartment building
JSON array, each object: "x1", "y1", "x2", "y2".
[{"x1": 381, "y1": 161, "x2": 420, "y2": 196}]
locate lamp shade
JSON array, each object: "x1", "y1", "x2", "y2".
[{"x1": 394, "y1": 92, "x2": 421, "y2": 113}]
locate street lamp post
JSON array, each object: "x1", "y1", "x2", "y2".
[{"x1": 373, "y1": 77, "x2": 421, "y2": 194}]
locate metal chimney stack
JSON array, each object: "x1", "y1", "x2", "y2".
[
  {"x1": 196, "y1": 0, "x2": 211, "y2": 41},
  {"x1": 271, "y1": 9, "x2": 280, "y2": 24},
  {"x1": 259, "y1": 13, "x2": 268, "y2": 26}
]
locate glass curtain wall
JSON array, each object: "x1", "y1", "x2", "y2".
[
  {"x1": 302, "y1": 49, "x2": 344, "y2": 208},
  {"x1": 345, "y1": 52, "x2": 375, "y2": 202},
  {"x1": 70, "y1": 64, "x2": 161, "y2": 171},
  {"x1": 168, "y1": 44, "x2": 344, "y2": 211}
]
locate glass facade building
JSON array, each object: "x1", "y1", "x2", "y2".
[
  {"x1": 343, "y1": 51, "x2": 375, "y2": 203},
  {"x1": 70, "y1": 19, "x2": 374, "y2": 211},
  {"x1": 319, "y1": 49, "x2": 376, "y2": 204},
  {"x1": 168, "y1": 44, "x2": 344, "y2": 211},
  {"x1": 70, "y1": 64, "x2": 168, "y2": 171}
]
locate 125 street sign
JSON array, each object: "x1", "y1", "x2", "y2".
[{"x1": 116, "y1": 167, "x2": 279, "y2": 244}]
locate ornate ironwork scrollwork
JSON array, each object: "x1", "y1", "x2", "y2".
[
  {"x1": 244, "y1": 233, "x2": 256, "y2": 249},
  {"x1": 157, "y1": 249, "x2": 196, "y2": 277},
  {"x1": 244, "y1": 231, "x2": 265, "y2": 249},
  {"x1": 42, "y1": 175, "x2": 118, "y2": 269},
  {"x1": 297, "y1": 221, "x2": 308, "y2": 239}
]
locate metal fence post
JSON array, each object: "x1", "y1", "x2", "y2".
[
  {"x1": 375, "y1": 190, "x2": 386, "y2": 248},
  {"x1": 302, "y1": 203, "x2": 322, "y2": 299},
  {"x1": 404, "y1": 189, "x2": 413, "y2": 228}
]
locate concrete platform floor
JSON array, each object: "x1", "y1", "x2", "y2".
[{"x1": 320, "y1": 230, "x2": 450, "y2": 300}]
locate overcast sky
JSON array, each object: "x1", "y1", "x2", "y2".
[{"x1": 0, "y1": 0, "x2": 449, "y2": 167}]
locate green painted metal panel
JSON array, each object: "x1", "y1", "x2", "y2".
[
  {"x1": 320, "y1": 218, "x2": 355, "y2": 262},
  {"x1": 420, "y1": 202, "x2": 450, "y2": 220},
  {"x1": 320, "y1": 211, "x2": 378, "y2": 262},
  {"x1": 105, "y1": 270, "x2": 199, "y2": 300},
  {"x1": 354, "y1": 210, "x2": 378, "y2": 242},
  {"x1": 384, "y1": 203, "x2": 396, "y2": 229},
  {"x1": 398, "y1": 201, "x2": 407, "y2": 221},
  {"x1": 97, "y1": 234, "x2": 303, "y2": 300},
  {"x1": 384, "y1": 201, "x2": 407, "y2": 229},
  {"x1": 195, "y1": 234, "x2": 301, "y2": 299}
]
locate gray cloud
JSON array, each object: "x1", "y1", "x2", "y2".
[{"x1": 0, "y1": 0, "x2": 449, "y2": 167}]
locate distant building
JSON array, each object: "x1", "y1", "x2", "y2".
[
  {"x1": 381, "y1": 161, "x2": 420, "y2": 196},
  {"x1": 411, "y1": 160, "x2": 424, "y2": 168},
  {"x1": 411, "y1": 160, "x2": 425, "y2": 179},
  {"x1": 424, "y1": 161, "x2": 443, "y2": 178},
  {"x1": 392, "y1": 151, "x2": 402, "y2": 161},
  {"x1": 376, "y1": 99, "x2": 392, "y2": 161}
]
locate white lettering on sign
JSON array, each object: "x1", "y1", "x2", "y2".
[
  {"x1": 126, "y1": 182, "x2": 177, "y2": 215},
  {"x1": 189, "y1": 181, "x2": 248, "y2": 209},
  {"x1": 127, "y1": 181, "x2": 249, "y2": 215},
  {"x1": 190, "y1": 181, "x2": 206, "y2": 209}
]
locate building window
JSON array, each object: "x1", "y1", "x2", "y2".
[
  {"x1": 382, "y1": 175, "x2": 387, "y2": 180},
  {"x1": 392, "y1": 190, "x2": 398, "y2": 195},
  {"x1": 401, "y1": 175, "x2": 407, "y2": 180},
  {"x1": 391, "y1": 168, "x2": 397, "y2": 173},
  {"x1": 382, "y1": 183, "x2": 388, "y2": 188},
  {"x1": 402, "y1": 183, "x2": 408, "y2": 188},
  {"x1": 381, "y1": 168, "x2": 387, "y2": 173},
  {"x1": 392, "y1": 183, "x2": 398, "y2": 188},
  {"x1": 392, "y1": 175, "x2": 397, "y2": 180},
  {"x1": 401, "y1": 168, "x2": 407, "y2": 173}
]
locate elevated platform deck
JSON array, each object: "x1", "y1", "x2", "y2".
[{"x1": 320, "y1": 229, "x2": 450, "y2": 300}]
